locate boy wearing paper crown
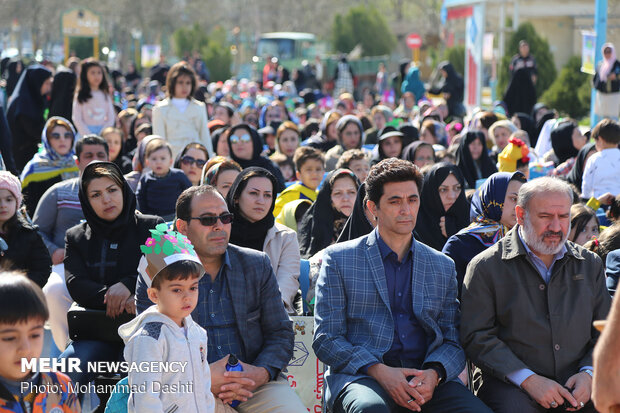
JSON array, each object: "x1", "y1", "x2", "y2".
[{"x1": 118, "y1": 224, "x2": 216, "y2": 413}]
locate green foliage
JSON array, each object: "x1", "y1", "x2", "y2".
[
  {"x1": 69, "y1": 37, "x2": 94, "y2": 59},
  {"x1": 172, "y1": 24, "x2": 231, "y2": 81},
  {"x1": 442, "y1": 46, "x2": 465, "y2": 76},
  {"x1": 541, "y1": 56, "x2": 591, "y2": 118},
  {"x1": 331, "y1": 6, "x2": 396, "y2": 56},
  {"x1": 498, "y1": 22, "x2": 556, "y2": 97}
]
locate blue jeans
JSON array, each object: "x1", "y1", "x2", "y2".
[
  {"x1": 334, "y1": 377, "x2": 492, "y2": 413},
  {"x1": 59, "y1": 339, "x2": 124, "y2": 385}
]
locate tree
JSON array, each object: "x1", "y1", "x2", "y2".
[
  {"x1": 442, "y1": 46, "x2": 465, "y2": 77},
  {"x1": 498, "y1": 22, "x2": 556, "y2": 98},
  {"x1": 172, "y1": 24, "x2": 232, "y2": 81},
  {"x1": 331, "y1": 5, "x2": 397, "y2": 56},
  {"x1": 541, "y1": 56, "x2": 591, "y2": 119}
]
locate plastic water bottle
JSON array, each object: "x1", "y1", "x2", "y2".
[{"x1": 225, "y1": 354, "x2": 243, "y2": 407}]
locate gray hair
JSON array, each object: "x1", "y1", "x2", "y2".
[{"x1": 517, "y1": 177, "x2": 573, "y2": 211}]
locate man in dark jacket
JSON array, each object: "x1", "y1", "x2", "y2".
[
  {"x1": 136, "y1": 185, "x2": 305, "y2": 412},
  {"x1": 461, "y1": 177, "x2": 611, "y2": 413}
]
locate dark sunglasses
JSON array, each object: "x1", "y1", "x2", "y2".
[
  {"x1": 50, "y1": 132, "x2": 74, "y2": 140},
  {"x1": 190, "y1": 213, "x2": 234, "y2": 226},
  {"x1": 181, "y1": 155, "x2": 207, "y2": 168}
]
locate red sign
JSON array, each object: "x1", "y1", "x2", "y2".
[{"x1": 406, "y1": 33, "x2": 422, "y2": 49}]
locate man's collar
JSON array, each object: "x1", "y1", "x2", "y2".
[{"x1": 375, "y1": 228, "x2": 414, "y2": 261}]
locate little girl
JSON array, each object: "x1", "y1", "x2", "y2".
[
  {"x1": 72, "y1": 59, "x2": 115, "y2": 136},
  {"x1": 0, "y1": 171, "x2": 51, "y2": 288},
  {"x1": 152, "y1": 61, "x2": 213, "y2": 158}
]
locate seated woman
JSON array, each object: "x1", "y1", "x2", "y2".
[
  {"x1": 370, "y1": 126, "x2": 405, "y2": 166},
  {"x1": 227, "y1": 123, "x2": 286, "y2": 192},
  {"x1": 324, "y1": 115, "x2": 364, "y2": 171},
  {"x1": 174, "y1": 142, "x2": 209, "y2": 186},
  {"x1": 201, "y1": 156, "x2": 242, "y2": 199},
  {"x1": 456, "y1": 130, "x2": 498, "y2": 189},
  {"x1": 298, "y1": 169, "x2": 359, "y2": 258},
  {"x1": 415, "y1": 162, "x2": 470, "y2": 251},
  {"x1": 403, "y1": 140, "x2": 436, "y2": 170},
  {"x1": 568, "y1": 204, "x2": 600, "y2": 246},
  {"x1": 101, "y1": 127, "x2": 133, "y2": 174},
  {"x1": 226, "y1": 167, "x2": 301, "y2": 314},
  {"x1": 20, "y1": 116, "x2": 79, "y2": 217},
  {"x1": 0, "y1": 171, "x2": 51, "y2": 288},
  {"x1": 442, "y1": 171, "x2": 527, "y2": 293},
  {"x1": 60, "y1": 161, "x2": 163, "y2": 386}
]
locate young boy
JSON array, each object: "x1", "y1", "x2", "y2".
[
  {"x1": 119, "y1": 225, "x2": 215, "y2": 413},
  {"x1": 0, "y1": 272, "x2": 80, "y2": 412},
  {"x1": 273, "y1": 146, "x2": 324, "y2": 217},
  {"x1": 336, "y1": 149, "x2": 370, "y2": 183},
  {"x1": 270, "y1": 152, "x2": 295, "y2": 182},
  {"x1": 136, "y1": 139, "x2": 192, "y2": 220},
  {"x1": 582, "y1": 119, "x2": 620, "y2": 199}
]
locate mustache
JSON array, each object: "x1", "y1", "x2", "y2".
[{"x1": 542, "y1": 230, "x2": 564, "y2": 239}]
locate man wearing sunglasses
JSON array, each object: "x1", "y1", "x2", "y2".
[{"x1": 135, "y1": 185, "x2": 306, "y2": 412}]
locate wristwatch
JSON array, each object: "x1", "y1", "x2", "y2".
[{"x1": 582, "y1": 369, "x2": 593, "y2": 378}]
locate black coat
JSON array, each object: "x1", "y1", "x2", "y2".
[{"x1": 2, "y1": 218, "x2": 52, "y2": 288}]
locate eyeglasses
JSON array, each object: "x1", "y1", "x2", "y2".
[
  {"x1": 50, "y1": 132, "x2": 74, "y2": 140},
  {"x1": 181, "y1": 155, "x2": 207, "y2": 168},
  {"x1": 189, "y1": 213, "x2": 234, "y2": 226},
  {"x1": 230, "y1": 134, "x2": 252, "y2": 145}
]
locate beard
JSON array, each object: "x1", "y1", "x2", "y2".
[{"x1": 521, "y1": 212, "x2": 570, "y2": 255}]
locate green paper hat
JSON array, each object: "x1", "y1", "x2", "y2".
[{"x1": 137, "y1": 223, "x2": 203, "y2": 288}]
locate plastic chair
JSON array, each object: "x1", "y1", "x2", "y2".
[{"x1": 300, "y1": 259, "x2": 310, "y2": 315}]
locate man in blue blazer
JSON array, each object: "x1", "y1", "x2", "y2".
[
  {"x1": 313, "y1": 158, "x2": 491, "y2": 413},
  {"x1": 136, "y1": 185, "x2": 306, "y2": 412}
]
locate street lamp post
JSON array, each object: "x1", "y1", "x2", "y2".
[{"x1": 131, "y1": 29, "x2": 142, "y2": 70}]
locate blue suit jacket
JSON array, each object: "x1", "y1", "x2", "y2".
[{"x1": 312, "y1": 229, "x2": 465, "y2": 408}]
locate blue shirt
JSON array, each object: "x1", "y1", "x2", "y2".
[{"x1": 376, "y1": 230, "x2": 428, "y2": 367}]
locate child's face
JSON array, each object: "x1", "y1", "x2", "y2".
[
  {"x1": 347, "y1": 159, "x2": 370, "y2": 183},
  {"x1": 296, "y1": 159, "x2": 325, "y2": 190},
  {"x1": 87, "y1": 65, "x2": 104, "y2": 90},
  {"x1": 174, "y1": 74, "x2": 193, "y2": 99},
  {"x1": 146, "y1": 148, "x2": 173, "y2": 176},
  {"x1": 0, "y1": 189, "x2": 17, "y2": 227},
  {"x1": 104, "y1": 132, "x2": 122, "y2": 161},
  {"x1": 280, "y1": 164, "x2": 294, "y2": 181},
  {"x1": 147, "y1": 277, "x2": 200, "y2": 327},
  {"x1": 0, "y1": 319, "x2": 45, "y2": 381}
]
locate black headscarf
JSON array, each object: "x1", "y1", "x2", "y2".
[
  {"x1": 403, "y1": 141, "x2": 435, "y2": 164},
  {"x1": 0, "y1": 58, "x2": 9, "y2": 80},
  {"x1": 551, "y1": 121, "x2": 578, "y2": 164},
  {"x1": 0, "y1": 107, "x2": 17, "y2": 175},
  {"x1": 503, "y1": 68, "x2": 536, "y2": 117},
  {"x1": 48, "y1": 70, "x2": 77, "y2": 121},
  {"x1": 336, "y1": 182, "x2": 373, "y2": 243},
  {"x1": 6, "y1": 65, "x2": 52, "y2": 126},
  {"x1": 5, "y1": 59, "x2": 23, "y2": 98},
  {"x1": 298, "y1": 169, "x2": 360, "y2": 258},
  {"x1": 227, "y1": 123, "x2": 286, "y2": 192},
  {"x1": 513, "y1": 112, "x2": 536, "y2": 143},
  {"x1": 437, "y1": 61, "x2": 464, "y2": 115},
  {"x1": 566, "y1": 142, "x2": 596, "y2": 192},
  {"x1": 456, "y1": 130, "x2": 497, "y2": 189},
  {"x1": 415, "y1": 162, "x2": 470, "y2": 251},
  {"x1": 226, "y1": 167, "x2": 277, "y2": 251},
  {"x1": 78, "y1": 161, "x2": 138, "y2": 241}
]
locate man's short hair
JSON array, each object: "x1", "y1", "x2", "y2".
[
  {"x1": 151, "y1": 260, "x2": 203, "y2": 290},
  {"x1": 76, "y1": 135, "x2": 109, "y2": 158},
  {"x1": 336, "y1": 149, "x2": 367, "y2": 170},
  {"x1": 365, "y1": 158, "x2": 423, "y2": 205},
  {"x1": 145, "y1": 139, "x2": 173, "y2": 158},
  {"x1": 176, "y1": 185, "x2": 224, "y2": 222},
  {"x1": 293, "y1": 146, "x2": 324, "y2": 171},
  {"x1": 517, "y1": 177, "x2": 573, "y2": 211},
  {"x1": 0, "y1": 271, "x2": 49, "y2": 325},
  {"x1": 592, "y1": 118, "x2": 620, "y2": 145}
]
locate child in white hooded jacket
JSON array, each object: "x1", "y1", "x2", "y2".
[{"x1": 118, "y1": 226, "x2": 215, "y2": 413}]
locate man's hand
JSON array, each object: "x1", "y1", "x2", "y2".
[
  {"x1": 104, "y1": 282, "x2": 131, "y2": 318},
  {"x1": 521, "y1": 374, "x2": 578, "y2": 410},
  {"x1": 237, "y1": 361, "x2": 270, "y2": 391},
  {"x1": 51, "y1": 248, "x2": 65, "y2": 265},
  {"x1": 367, "y1": 363, "x2": 425, "y2": 411},
  {"x1": 210, "y1": 356, "x2": 255, "y2": 405},
  {"x1": 565, "y1": 371, "x2": 592, "y2": 411},
  {"x1": 407, "y1": 369, "x2": 440, "y2": 405}
]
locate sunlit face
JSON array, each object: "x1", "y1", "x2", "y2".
[
  {"x1": 237, "y1": 177, "x2": 273, "y2": 223},
  {"x1": 265, "y1": 105, "x2": 283, "y2": 123},
  {"x1": 493, "y1": 127, "x2": 511, "y2": 151},
  {"x1": 148, "y1": 277, "x2": 199, "y2": 327},
  {"x1": 213, "y1": 107, "x2": 231, "y2": 124},
  {"x1": 413, "y1": 145, "x2": 435, "y2": 169},
  {"x1": 0, "y1": 318, "x2": 45, "y2": 381},
  {"x1": 571, "y1": 127, "x2": 587, "y2": 151},
  {"x1": 348, "y1": 159, "x2": 370, "y2": 183},
  {"x1": 215, "y1": 169, "x2": 239, "y2": 199},
  {"x1": 569, "y1": 216, "x2": 600, "y2": 246},
  {"x1": 516, "y1": 192, "x2": 571, "y2": 256},
  {"x1": 340, "y1": 122, "x2": 361, "y2": 150},
  {"x1": 331, "y1": 176, "x2": 357, "y2": 217},
  {"x1": 0, "y1": 189, "x2": 17, "y2": 228},
  {"x1": 278, "y1": 129, "x2": 299, "y2": 158},
  {"x1": 326, "y1": 122, "x2": 338, "y2": 141},
  {"x1": 297, "y1": 159, "x2": 324, "y2": 190},
  {"x1": 87, "y1": 65, "x2": 103, "y2": 90},
  {"x1": 420, "y1": 127, "x2": 436, "y2": 144},
  {"x1": 373, "y1": 113, "x2": 386, "y2": 131},
  {"x1": 48, "y1": 125, "x2": 74, "y2": 156},
  {"x1": 180, "y1": 148, "x2": 207, "y2": 186},
  {"x1": 438, "y1": 173, "x2": 462, "y2": 212},
  {"x1": 230, "y1": 129, "x2": 254, "y2": 160},
  {"x1": 77, "y1": 144, "x2": 109, "y2": 172},
  {"x1": 216, "y1": 136, "x2": 230, "y2": 157},
  {"x1": 381, "y1": 136, "x2": 403, "y2": 158},
  {"x1": 367, "y1": 180, "x2": 420, "y2": 237},
  {"x1": 174, "y1": 74, "x2": 193, "y2": 99},
  {"x1": 469, "y1": 137, "x2": 484, "y2": 161},
  {"x1": 146, "y1": 148, "x2": 172, "y2": 176},
  {"x1": 499, "y1": 180, "x2": 523, "y2": 229},
  {"x1": 87, "y1": 177, "x2": 123, "y2": 222},
  {"x1": 104, "y1": 132, "x2": 122, "y2": 161}
]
